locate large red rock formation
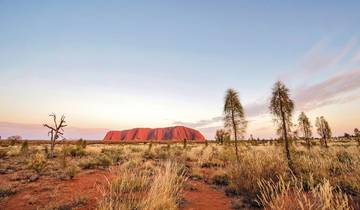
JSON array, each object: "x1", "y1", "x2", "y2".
[{"x1": 103, "y1": 126, "x2": 205, "y2": 142}]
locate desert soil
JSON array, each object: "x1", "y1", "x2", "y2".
[
  {"x1": 181, "y1": 180, "x2": 232, "y2": 210},
  {"x1": 1, "y1": 169, "x2": 233, "y2": 210}
]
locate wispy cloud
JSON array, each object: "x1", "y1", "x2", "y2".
[
  {"x1": 280, "y1": 37, "x2": 358, "y2": 81},
  {"x1": 175, "y1": 37, "x2": 360, "y2": 132},
  {"x1": 294, "y1": 68, "x2": 360, "y2": 110},
  {"x1": 300, "y1": 37, "x2": 357, "y2": 74},
  {"x1": 173, "y1": 116, "x2": 222, "y2": 128}
]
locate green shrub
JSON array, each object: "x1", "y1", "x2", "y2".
[
  {"x1": 101, "y1": 148, "x2": 124, "y2": 163},
  {"x1": 79, "y1": 158, "x2": 98, "y2": 169},
  {"x1": 28, "y1": 153, "x2": 47, "y2": 174},
  {"x1": 69, "y1": 146, "x2": 86, "y2": 157},
  {"x1": 96, "y1": 154, "x2": 112, "y2": 168},
  {"x1": 79, "y1": 154, "x2": 112, "y2": 169},
  {"x1": 65, "y1": 163, "x2": 80, "y2": 179}
]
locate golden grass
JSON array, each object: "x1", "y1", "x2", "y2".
[{"x1": 97, "y1": 161, "x2": 186, "y2": 210}]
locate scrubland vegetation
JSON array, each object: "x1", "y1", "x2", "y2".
[
  {"x1": 0, "y1": 139, "x2": 359, "y2": 210},
  {"x1": 1, "y1": 81, "x2": 359, "y2": 209}
]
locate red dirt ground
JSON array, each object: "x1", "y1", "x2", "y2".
[
  {"x1": 0, "y1": 170, "x2": 109, "y2": 210},
  {"x1": 181, "y1": 180, "x2": 232, "y2": 210},
  {"x1": 1, "y1": 170, "x2": 232, "y2": 210}
]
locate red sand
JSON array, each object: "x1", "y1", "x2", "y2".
[
  {"x1": 0, "y1": 170, "x2": 108, "y2": 210},
  {"x1": 103, "y1": 126, "x2": 205, "y2": 142},
  {"x1": 181, "y1": 180, "x2": 232, "y2": 210}
]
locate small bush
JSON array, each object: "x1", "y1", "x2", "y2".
[
  {"x1": 142, "y1": 150, "x2": 156, "y2": 160},
  {"x1": 0, "y1": 149, "x2": 8, "y2": 158},
  {"x1": 0, "y1": 185, "x2": 16, "y2": 198},
  {"x1": 77, "y1": 139, "x2": 87, "y2": 149},
  {"x1": 336, "y1": 151, "x2": 353, "y2": 165},
  {"x1": 79, "y1": 158, "x2": 98, "y2": 169},
  {"x1": 101, "y1": 148, "x2": 124, "y2": 163},
  {"x1": 28, "y1": 153, "x2": 47, "y2": 174},
  {"x1": 20, "y1": 141, "x2": 29, "y2": 154},
  {"x1": 212, "y1": 173, "x2": 230, "y2": 186},
  {"x1": 201, "y1": 162, "x2": 220, "y2": 168},
  {"x1": 69, "y1": 146, "x2": 86, "y2": 157},
  {"x1": 79, "y1": 154, "x2": 112, "y2": 169},
  {"x1": 96, "y1": 154, "x2": 112, "y2": 168},
  {"x1": 65, "y1": 163, "x2": 80, "y2": 179}
]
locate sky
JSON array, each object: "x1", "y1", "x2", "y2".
[{"x1": 0, "y1": 0, "x2": 360, "y2": 140}]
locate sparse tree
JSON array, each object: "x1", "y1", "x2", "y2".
[
  {"x1": 344, "y1": 133, "x2": 351, "y2": 139},
  {"x1": 270, "y1": 81, "x2": 295, "y2": 173},
  {"x1": 7, "y1": 135, "x2": 22, "y2": 141},
  {"x1": 298, "y1": 112, "x2": 312, "y2": 149},
  {"x1": 315, "y1": 116, "x2": 331, "y2": 148},
  {"x1": 215, "y1": 129, "x2": 230, "y2": 144},
  {"x1": 224, "y1": 89, "x2": 247, "y2": 163},
  {"x1": 43, "y1": 114, "x2": 67, "y2": 158},
  {"x1": 354, "y1": 128, "x2": 360, "y2": 146}
]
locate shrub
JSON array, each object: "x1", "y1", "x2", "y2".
[
  {"x1": 77, "y1": 139, "x2": 87, "y2": 149},
  {"x1": 28, "y1": 152, "x2": 47, "y2": 174},
  {"x1": 142, "y1": 150, "x2": 156, "y2": 160},
  {"x1": 212, "y1": 173, "x2": 230, "y2": 186},
  {"x1": 201, "y1": 162, "x2": 220, "y2": 168},
  {"x1": 0, "y1": 149, "x2": 7, "y2": 158},
  {"x1": 69, "y1": 146, "x2": 86, "y2": 157},
  {"x1": 0, "y1": 185, "x2": 16, "y2": 198},
  {"x1": 65, "y1": 163, "x2": 80, "y2": 179},
  {"x1": 79, "y1": 158, "x2": 98, "y2": 169},
  {"x1": 101, "y1": 148, "x2": 124, "y2": 163},
  {"x1": 79, "y1": 154, "x2": 112, "y2": 169},
  {"x1": 336, "y1": 151, "x2": 353, "y2": 165},
  {"x1": 96, "y1": 154, "x2": 112, "y2": 168},
  {"x1": 20, "y1": 141, "x2": 29, "y2": 154}
]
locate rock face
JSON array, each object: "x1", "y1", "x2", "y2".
[{"x1": 103, "y1": 126, "x2": 205, "y2": 142}]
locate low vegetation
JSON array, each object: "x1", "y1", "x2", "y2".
[{"x1": 0, "y1": 139, "x2": 359, "y2": 209}]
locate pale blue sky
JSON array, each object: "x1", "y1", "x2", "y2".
[{"x1": 1, "y1": 1, "x2": 360, "y2": 139}]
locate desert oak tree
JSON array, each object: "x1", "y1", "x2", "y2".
[
  {"x1": 298, "y1": 112, "x2": 312, "y2": 149},
  {"x1": 224, "y1": 88, "x2": 247, "y2": 163},
  {"x1": 316, "y1": 116, "x2": 331, "y2": 147},
  {"x1": 270, "y1": 81, "x2": 295, "y2": 173}
]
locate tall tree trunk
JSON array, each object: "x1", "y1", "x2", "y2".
[
  {"x1": 49, "y1": 131, "x2": 54, "y2": 158},
  {"x1": 304, "y1": 127, "x2": 310, "y2": 150},
  {"x1": 232, "y1": 110, "x2": 240, "y2": 163},
  {"x1": 280, "y1": 103, "x2": 295, "y2": 174},
  {"x1": 324, "y1": 136, "x2": 328, "y2": 148}
]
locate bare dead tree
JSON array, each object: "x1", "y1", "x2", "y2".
[{"x1": 43, "y1": 114, "x2": 67, "y2": 158}]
